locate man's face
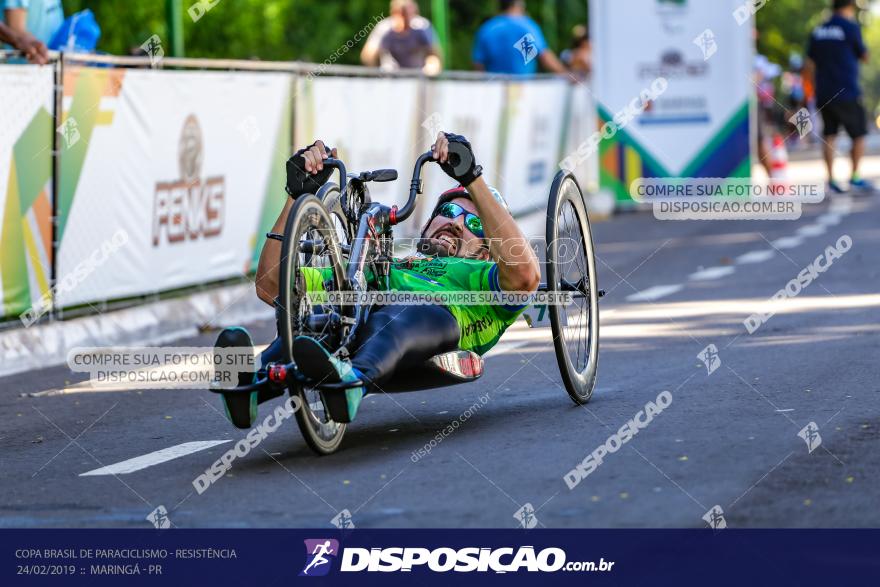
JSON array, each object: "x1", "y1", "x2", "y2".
[
  {"x1": 392, "y1": 1, "x2": 416, "y2": 29},
  {"x1": 419, "y1": 197, "x2": 489, "y2": 260}
]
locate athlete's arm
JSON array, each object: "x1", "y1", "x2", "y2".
[
  {"x1": 255, "y1": 141, "x2": 336, "y2": 305},
  {"x1": 467, "y1": 177, "x2": 541, "y2": 293},
  {"x1": 433, "y1": 132, "x2": 540, "y2": 293}
]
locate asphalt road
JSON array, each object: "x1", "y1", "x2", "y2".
[{"x1": 3, "y1": 173, "x2": 879, "y2": 529}]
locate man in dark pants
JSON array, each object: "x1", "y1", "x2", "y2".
[
  {"x1": 216, "y1": 133, "x2": 540, "y2": 427},
  {"x1": 806, "y1": 0, "x2": 873, "y2": 194}
]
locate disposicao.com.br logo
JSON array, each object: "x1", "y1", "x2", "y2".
[{"x1": 301, "y1": 543, "x2": 614, "y2": 575}]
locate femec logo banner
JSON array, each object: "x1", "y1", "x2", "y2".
[
  {"x1": 590, "y1": 0, "x2": 753, "y2": 204},
  {"x1": 55, "y1": 67, "x2": 290, "y2": 308},
  {"x1": 498, "y1": 80, "x2": 569, "y2": 217}
]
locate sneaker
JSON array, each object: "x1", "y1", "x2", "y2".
[
  {"x1": 849, "y1": 177, "x2": 875, "y2": 192},
  {"x1": 214, "y1": 327, "x2": 258, "y2": 429},
  {"x1": 828, "y1": 180, "x2": 847, "y2": 194},
  {"x1": 292, "y1": 336, "x2": 365, "y2": 423}
]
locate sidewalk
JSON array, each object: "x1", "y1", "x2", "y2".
[
  {"x1": 757, "y1": 150, "x2": 880, "y2": 184},
  {"x1": 787, "y1": 132, "x2": 880, "y2": 163}
]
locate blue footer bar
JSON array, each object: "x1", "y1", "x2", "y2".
[{"x1": 2, "y1": 529, "x2": 878, "y2": 585}]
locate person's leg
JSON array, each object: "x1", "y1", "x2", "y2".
[
  {"x1": 350, "y1": 304, "x2": 461, "y2": 387},
  {"x1": 293, "y1": 304, "x2": 461, "y2": 422},
  {"x1": 820, "y1": 104, "x2": 843, "y2": 191},
  {"x1": 851, "y1": 136, "x2": 865, "y2": 179},
  {"x1": 823, "y1": 137, "x2": 837, "y2": 183},
  {"x1": 844, "y1": 100, "x2": 871, "y2": 189}
]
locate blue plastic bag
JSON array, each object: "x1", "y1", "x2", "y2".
[{"x1": 48, "y1": 9, "x2": 101, "y2": 52}]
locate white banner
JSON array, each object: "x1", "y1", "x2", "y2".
[
  {"x1": 419, "y1": 80, "x2": 507, "y2": 229},
  {"x1": 499, "y1": 80, "x2": 569, "y2": 216},
  {"x1": 294, "y1": 76, "x2": 421, "y2": 214},
  {"x1": 563, "y1": 81, "x2": 599, "y2": 195},
  {"x1": 56, "y1": 68, "x2": 290, "y2": 307}
]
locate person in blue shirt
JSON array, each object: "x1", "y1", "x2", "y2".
[
  {"x1": 4, "y1": 0, "x2": 63, "y2": 45},
  {"x1": 806, "y1": 0, "x2": 873, "y2": 193},
  {"x1": 472, "y1": 0, "x2": 567, "y2": 76}
]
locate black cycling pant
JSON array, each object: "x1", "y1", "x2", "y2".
[
  {"x1": 351, "y1": 304, "x2": 461, "y2": 388},
  {"x1": 260, "y1": 304, "x2": 461, "y2": 390}
]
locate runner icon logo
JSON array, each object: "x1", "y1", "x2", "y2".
[
  {"x1": 146, "y1": 505, "x2": 171, "y2": 529},
  {"x1": 693, "y1": 29, "x2": 717, "y2": 61},
  {"x1": 514, "y1": 503, "x2": 539, "y2": 529},
  {"x1": 798, "y1": 422, "x2": 822, "y2": 454},
  {"x1": 697, "y1": 344, "x2": 721, "y2": 375},
  {"x1": 331, "y1": 509, "x2": 356, "y2": 530},
  {"x1": 300, "y1": 539, "x2": 340, "y2": 577},
  {"x1": 514, "y1": 33, "x2": 538, "y2": 65},
  {"x1": 702, "y1": 505, "x2": 727, "y2": 530}
]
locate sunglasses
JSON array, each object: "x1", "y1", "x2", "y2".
[{"x1": 435, "y1": 202, "x2": 484, "y2": 238}]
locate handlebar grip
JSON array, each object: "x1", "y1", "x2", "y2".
[
  {"x1": 392, "y1": 151, "x2": 436, "y2": 225},
  {"x1": 322, "y1": 158, "x2": 347, "y2": 191}
]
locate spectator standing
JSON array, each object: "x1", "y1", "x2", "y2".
[
  {"x1": 806, "y1": 0, "x2": 873, "y2": 193},
  {"x1": 3, "y1": 0, "x2": 63, "y2": 45},
  {"x1": 377, "y1": 0, "x2": 441, "y2": 74},
  {"x1": 561, "y1": 25, "x2": 591, "y2": 77},
  {"x1": 473, "y1": 0, "x2": 567, "y2": 75},
  {"x1": 361, "y1": 0, "x2": 440, "y2": 74}
]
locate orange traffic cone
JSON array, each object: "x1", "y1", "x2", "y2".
[{"x1": 769, "y1": 133, "x2": 789, "y2": 194}]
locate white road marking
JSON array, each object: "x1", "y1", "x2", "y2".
[
  {"x1": 796, "y1": 224, "x2": 827, "y2": 237},
  {"x1": 829, "y1": 196, "x2": 853, "y2": 215},
  {"x1": 485, "y1": 339, "x2": 532, "y2": 357},
  {"x1": 735, "y1": 250, "x2": 775, "y2": 265},
  {"x1": 775, "y1": 409, "x2": 795, "y2": 413},
  {"x1": 625, "y1": 285, "x2": 684, "y2": 302},
  {"x1": 689, "y1": 266, "x2": 735, "y2": 281},
  {"x1": 816, "y1": 213, "x2": 842, "y2": 226},
  {"x1": 771, "y1": 236, "x2": 803, "y2": 250},
  {"x1": 79, "y1": 440, "x2": 232, "y2": 476}
]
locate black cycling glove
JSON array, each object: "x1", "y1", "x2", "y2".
[
  {"x1": 285, "y1": 142, "x2": 334, "y2": 198},
  {"x1": 437, "y1": 132, "x2": 483, "y2": 187}
]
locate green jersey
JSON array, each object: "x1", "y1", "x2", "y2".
[{"x1": 301, "y1": 256, "x2": 528, "y2": 355}]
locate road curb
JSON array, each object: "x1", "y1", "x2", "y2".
[{"x1": 0, "y1": 283, "x2": 272, "y2": 379}]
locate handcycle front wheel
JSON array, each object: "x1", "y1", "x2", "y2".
[
  {"x1": 546, "y1": 171, "x2": 599, "y2": 405},
  {"x1": 279, "y1": 194, "x2": 349, "y2": 455}
]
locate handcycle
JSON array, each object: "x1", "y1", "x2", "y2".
[{"x1": 209, "y1": 152, "x2": 601, "y2": 455}]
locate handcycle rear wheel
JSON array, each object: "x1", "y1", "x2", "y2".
[
  {"x1": 546, "y1": 171, "x2": 599, "y2": 404},
  {"x1": 279, "y1": 194, "x2": 349, "y2": 454}
]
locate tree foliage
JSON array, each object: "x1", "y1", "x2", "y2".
[
  {"x1": 56, "y1": 0, "x2": 880, "y2": 111},
  {"x1": 755, "y1": 0, "x2": 831, "y2": 66},
  {"x1": 62, "y1": 0, "x2": 587, "y2": 68}
]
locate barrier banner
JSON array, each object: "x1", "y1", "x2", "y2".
[
  {"x1": 1, "y1": 529, "x2": 878, "y2": 585},
  {"x1": 56, "y1": 67, "x2": 291, "y2": 308},
  {"x1": 419, "y1": 79, "x2": 507, "y2": 228},
  {"x1": 0, "y1": 65, "x2": 54, "y2": 320},
  {"x1": 562, "y1": 81, "x2": 600, "y2": 196},
  {"x1": 498, "y1": 80, "x2": 569, "y2": 217},
  {"x1": 590, "y1": 0, "x2": 753, "y2": 204},
  {"x1": 294, "y1": 76, "x2": 421, "y2": 217}
]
